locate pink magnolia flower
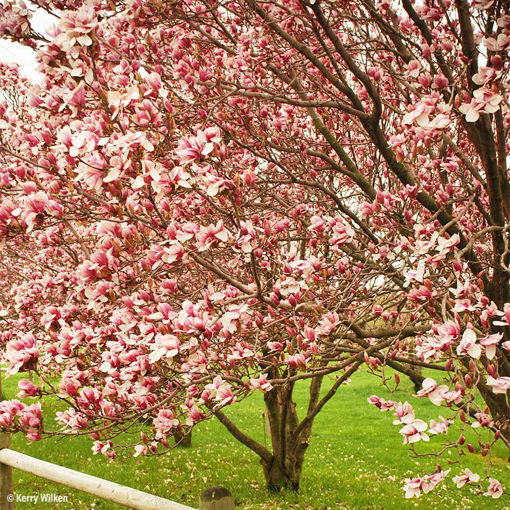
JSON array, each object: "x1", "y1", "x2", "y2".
[
  {"x1": 459, "y1": 87, "x2": 503, "y2": 122},
  {"x1": 484, "y1": 478, "x2": 504, "y2": 499},
  {"x1": 493, "y1": 303, "x2": 510, "y2": 326},
  {"x1": 149, "y1": 334, "x2": 180, "y2": 364},
  {"x1": 329, "y1": 217, "x2": 355, "y2": 246},
  {"x1": 249, "y1": 374, "x2": 273, "y2": 392},
  {"x1": 479, "y1": 333, "x2": 502, "y2": 360},
  {"x1": 392, "y1": 402, "x2": 415, "y2": 425},
  {"x1": 196, "y1": 221, "x2": 229, "y2": 251},
  {"x1": 285, "y1": 353, "x2": 308, "y2": 370},
  {"x1": 436, "y1": 320, "x2": 460, "y2": 342},
  {"x1": 416, "y1": 378, "x2": 448, "y2": 405},
  {"x1": 428, "y1": 416, "x2": 452, "y2": 435},
  {"x1": 452, "y1": 468, "x2": 480, "y2": 488},
  {"x1": 359, "y1": 201, "x2": 377, "y2": 218},
  {"x1": 145, "y1": 72, "x2": 162, "y2": 91},
  {"x1": 367, "y1": 395, "x2": 396, "y2": 411},
  {"x1": 403, "y1": 477, "x2": 423, "y2": 499},
  {"x1": 486, "y1": 376, "x2": 510, "y2": 395},
  {"x1": 472, "y1": 66, "x2": 499, "y2": 86},
  {"x1": 203, "y1": 376, "x2": 235, "y2": 406},
  {"x1": 134, "y1": 444, "x2": 148, "y2": 457},
  {"x1": 53, "y1": 6, "x2": 98, "y2": 52},
  {"x1": 186, "y1": 405, "x2": 204, "y2": 425},
  {"x1": 6, "y1": 333, "x2": 39, "y2": 374},
  {"x1": 153, "y1": 409, "x2": 179, "y2": 435},
  {"x1": 0, "y1": 400, "x2": 26, "y2": 428},
  {"x1": 56, "y1": 409, "x2": 88, "y2": 432},
  {"x1": 59, "y1": 377, "x2": 82, "y2": 397},
  {"x1": 403, "y1": 470, "x2": 449, "y2": 498},
  {"x1": 267, "y1": 341, "x2": 284, "y2": 351},
  {"x1": 403, "y1": 260, "x2": 425, "y2": 287},
  {"x1": 441, "y1": 389, "x2": 463, "y2": 405},
  {"x1": 456, "y1": 329, "x2": 481, "y2": 359},
  {"x1": 92, "y1": 440, "x2": 114, "y2": 457},
  {"x1": 403, "y1": 101, "x2": 433, "y2": 127},
  {"x1": 227, "y1": 342, "x2": 254, "y2": 363},
  {"x1": 486, "y1": 33, "x2": 510, "y2": 52},
  {"x1": 472, "y1": 412, "x2": 494, "y2": 429},
  {"x1": 17, "y1": 379, "x2": 39, "y2": 398},
  {"x1": 400, "y1": 419, "x2": 429, "y2": 444},
  {"x1": 176, "y1": 128, "x2": 221, "y2": 162},
  {"x1": 19, "y1": 403, "x2": 42, "y2": 430},
  {"x1": 418, "y1": 321, "x2": 460, "y2": 359}
]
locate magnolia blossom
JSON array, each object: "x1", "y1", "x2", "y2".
[
  {"x1": 367, "y1": 396, "x2": 396, "y2": 411},
  {"x1": 472, "y1": 412, "x2": 494, "y2": 429},
  {"x1": 392, "y1": 402, "x2": 415, "y2": 425},
  {"x1": 453, "y1": 468, "x2": 480, "y2": 488},
  {"x1": 456, "y1": 329, "x2": 481, "y2": 359},
  {"x1": 416, "y1": 378, "x2": 448, "y2": 406},
  {"x1": 134, "y1": 444, "x2": 148, "y2": 457},
  {"x1": 428, "y1": 416, "x2": 452, "y2": 435},
  {"x1": 153, "y1": 409, "x2": 179, "y2": 436},
  {"x1": 403, "y1": 470, "x2": 449, "y2": 498},
  {"x1": 493, "y1": 303, "x2": 510, "y2": 327},
  {"x1": 17, "y1": 379, "x2": 39, "y2": 398},
  {"x1": 0, "y1": 0, "x2": 509, "y2": 494},
  {"x1": 479, "y1": 333, "x2": 503, "y2": 360},
  {"x1": 403, "y1": 260, "x2": 425, "y2": 287},
  {"x1": 6, "y1": 333, "x2": 39, "y2": 374},
  {"x1": 417, "y1": 321, "x2": 460, "y2": 359},
  {"x1": 202, "y1": 376, "x2": 234, "y2": 407},
  {"x1": 399, "y1": 419, "x2": 429, "y2": 444},
  {"x1": 175, "y1": 128, "x2": 221, "y2": 162},
  {"x1": 53, "y1": 6, "x2": 98, "y2": 53},
  {"x1": 486, "y1": 376, "x2": 510, "y2": 395},
  {"x1": 92, "y1": 440, "x2": 114, "y2": 458},
  {"x1": 148, "y1": 334, "x2": 180, "y2": 364},
  {"x1": 285, "y1": 353, "x2": 308, "y2": 370},
  {"x1": 484, "y1": 478, "x2": 504, "y2": 499},
  {"x1": 249, "y1": 374, "x2": 273, "y2": 392},
  {"x1": 459, "y1": 87, "x2": 503, "y2": 122}
]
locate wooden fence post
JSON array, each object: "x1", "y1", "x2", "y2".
[
  {"x1": 199, "y1": 486, "x2": 234, "y2": 510},
  {"x1": 0, "y1": 372, "x2": 13, "y2": 510},
  {"x1": 0, "y1": 433, "x2": 13, "y2": 510}
]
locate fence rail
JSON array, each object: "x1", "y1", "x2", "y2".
[{"x1": 0, "y1": 435, "x2": 235, "y2": 509}]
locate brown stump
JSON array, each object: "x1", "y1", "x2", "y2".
[
  {"x1": 174, "y1": 429, "x2": 192, "y2": 447},
  {"x1": 199, "y1": 486, "x2": 234, "y2": 510}
]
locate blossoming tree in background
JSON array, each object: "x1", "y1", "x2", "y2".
[{"x1": 0, "y1": 0, "x2": 509, "y2": 498}]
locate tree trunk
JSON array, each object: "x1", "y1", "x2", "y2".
[
  {"x1": 260, "y1": 454, "x2": 303, "y2": 492},
  {"x1": 214, "y1": 365, "x2": 359, "y2": 493},
  {"x1": 174, "y1": 429, "x2": 192, "y2": 447},
  {"x1": 476, "y1": 380, "x2": 510, "y2": 449},
  {"x1": 260, "y1": 384, "x2": 311, "y2": 492},
  {"x1": 407, "y1": 364, "x2": 423, "y2": 393}
]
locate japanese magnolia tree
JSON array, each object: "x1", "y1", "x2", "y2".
[{"x1": 0, "y1": 0, "x2": 509, "y2": 499}]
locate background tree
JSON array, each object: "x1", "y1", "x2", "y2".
[{"x1": 0, "y1": 0, "x2": 508, "y2": 498}]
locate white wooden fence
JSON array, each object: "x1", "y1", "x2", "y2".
[{"x1": 0, "y1": 434, "x2": 234, "y2": 509}]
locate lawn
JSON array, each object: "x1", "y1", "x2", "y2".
[{"x1": 2, "y1": 369, "x2": 509, "y2": 510}]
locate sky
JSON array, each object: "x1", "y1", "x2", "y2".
[{"x1": 0, "y1": 7, "x2": 58, "y2": 82}]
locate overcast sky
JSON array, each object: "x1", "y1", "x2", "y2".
[{"x1": 0, "y1": 7, "x2": 58, "y2": 82}]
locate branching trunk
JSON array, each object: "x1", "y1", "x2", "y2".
[{"x1": 215, "y1": 363, "x2": 361, "y2": 491}]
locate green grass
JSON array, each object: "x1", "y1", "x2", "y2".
[{"x1": 2, "y1": 370, "x2": 509, "y2": 510}]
